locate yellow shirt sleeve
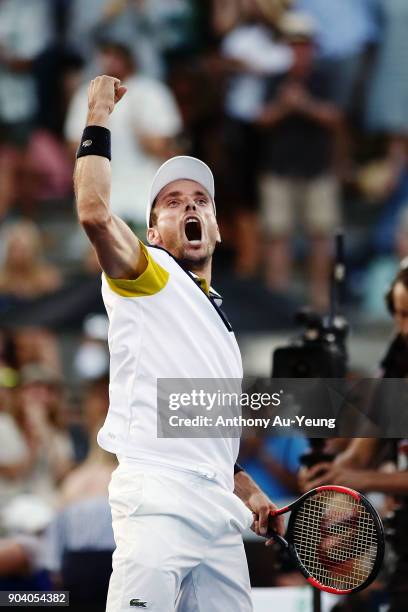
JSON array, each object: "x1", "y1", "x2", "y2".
[{"x1": 104, "y1": 242, "x2": 169, "y2": 298}]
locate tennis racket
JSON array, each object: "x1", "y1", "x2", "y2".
[{"x1": 267, "y1": 485, "x2": 384, "y2": 594}]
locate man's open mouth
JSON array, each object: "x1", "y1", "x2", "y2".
[{"x1": 184, "y1": 217, "x2": 202, "y2": 242}]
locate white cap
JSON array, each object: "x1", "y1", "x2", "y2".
[{"x1": 147, "y1": 156, "x2": 215, "y2": 227}]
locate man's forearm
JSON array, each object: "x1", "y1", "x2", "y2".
[
  {"x1": 234, "y1": 469, "x2": 285, "y2": 537},
  {"x1": 73, "y1": 76, "x2": 142, "y2": 279},
  {"x1": 75, "y1": 156, "x2": 112, "y2": 226},
  {"x1": 359, "y1": 470, "x2": 408, "y2": 495},
  {"x1": 234, "y1": 469, "x2": 262, "y2": 507},
  {"x1": 74, "y1": 106, "x2": 112, "y2": 227},
  {"x1": 335, "y1": 438, "x2": 381, "y2": 469},
  {"x1": 300, "y1": 98, "x2": 342, "y2": 128},
  {"x1": 257, "y1": 102, "x2": 289, "y2": 127}
]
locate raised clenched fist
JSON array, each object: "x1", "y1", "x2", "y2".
[{"x1": 87, "y1": 75, "x2": 127, "y2": 116}]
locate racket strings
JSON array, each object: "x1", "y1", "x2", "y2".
[{"x1": 292, "y1": 491, "x2": 378, "y2": 591}]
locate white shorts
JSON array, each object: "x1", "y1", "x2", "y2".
[{"x1": 106, "y1": 460, "x2": 254, "y2": 612}]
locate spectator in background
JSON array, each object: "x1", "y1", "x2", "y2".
[
  {"x1": 44, "y1": 377, "x2": 115, "y2": 608},
  {"x1": 0, "y1": 539, "x2": 33, "y2": 579},
  {"x1": 0, "y1": 494, "x2": 54, "y2": 593},
  {"x1": 0, "y1": 360, "x2": 73, "y2": 507},
  {"x1": 295, "y1": 0, "x2": 379, "y2": 111},
  {"x1": 12, "y1": 364, "x2": 74, "y2": 504},
  {"x1": 0, "y1": 367, "x2": 28, "y2": 508},
  {"x1": 366, "y1": 0, "x2": 408, "y2": 199},
  {"x1": 12, "y1": 328, "x2": 62, "y2": 373},
  {"x1": 64, "y1": 0, "x2": 108, "y2": 64},
  {"x1": 221, "y1": 0, "x2": 294, "y2": 132},
  {"x1": 65, "y1": 39, "x2": 182, "y2": 233},
  {"x1": 138, "y1": 0, "x2": 202, "y2": 66},
  {"x1": 66, "y1": 0, "x2": 163, "y2": 79},
  {"x1": 212, "y1": 0, "x2": 243, "y2": 36},
  {"x1": 363, "y1": 208, "x2": 408, "y2": 321},
  {"x1": 0, "y1": 329, "x2": 17, "y2": 380},
  {"x1": 0, "y1": 0, "x2": 54, "y2": 219},
  {"x1": 220, "y1": 0, "x2": 294, "y2": 276},
  {"x1": 73, "y1": 315, "x2": 109, "y2": 383},
  {"x1": 43, "y1": 495, "x2": 115, "y2": 607},
  {"x1": 0, "y1": 221, "x2": 61, "y2": 299},
  {"x1": 222, "y1": 0, "x2": 293, "y2": 124},
  {"x1": 301, "y1": 264, "x2": 408, "y2": 611},
  {"x1": 58, "y1": 377, "x2": 114, "y2": 507},
  {"x1": 239, "y1": 434, "x2": 308, "y2": 504},
  {"x1": 0, "y1": 535, "x2": 52, "y2": 593},
  {"x1": 257, "y1": 12, "x2": 344, "y2": 310}
]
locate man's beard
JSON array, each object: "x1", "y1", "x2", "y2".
[{"x1": 177, "y1": 254, "x2": 210, "y2": 272}]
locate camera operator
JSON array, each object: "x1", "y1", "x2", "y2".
[{"x1": 301, "y1": 261, "x2": 408, "y2": 612}]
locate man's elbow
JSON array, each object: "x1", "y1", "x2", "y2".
[{"x1": 77, "y1": 204, "x2": 112, "y2": 235}]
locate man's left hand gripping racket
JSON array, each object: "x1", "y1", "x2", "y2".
[{"x1": 267, "y1": 485, "x2": 385, "y2": 594}]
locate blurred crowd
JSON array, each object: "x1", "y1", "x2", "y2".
[
  {"x1": 1, "y1": 0, "x2": 408, "y2": 609},
  {"x1": 1, "y1": 0, "x2": 408, "y2": 310}
]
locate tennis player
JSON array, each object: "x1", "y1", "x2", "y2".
[{"x1": 75, "y1": 75, "x2": 284, "y2": 612}]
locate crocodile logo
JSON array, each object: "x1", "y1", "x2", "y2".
[{"x1": 129, "y1": 599, "x2": 147, "y2": 608}]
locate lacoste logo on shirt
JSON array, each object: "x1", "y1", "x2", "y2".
[
  {"x1": 129, "y1": 599, "x2": 147, "y2": 608},
  {"x1": 82, "y1": 139, "x2": 92, "y2": 147}
]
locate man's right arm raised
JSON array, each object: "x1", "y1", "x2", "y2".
[{"x1": 74, "y1": 75, "x2": 146, "y2": 280}]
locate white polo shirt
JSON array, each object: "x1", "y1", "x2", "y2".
[{"x1": 97, "y1": 243, "x2": 243, "y2": 491}]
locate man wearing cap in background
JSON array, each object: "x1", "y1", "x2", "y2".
[
  {"x1": 219, "y1": 0, "x2": 294, "y2": 277},
  {"x1": 74, "y1": 75, "x2": 284, "y2": 612},
  {"x1": 257, "y1": 10, "x2": 344, "y2": 311}
]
